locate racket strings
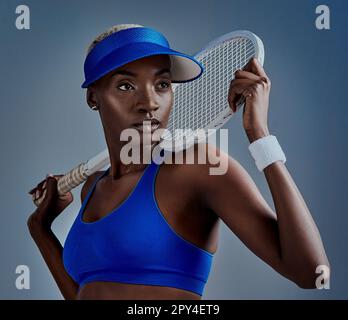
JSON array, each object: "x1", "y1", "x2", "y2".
[{"x1": 162, "y1": 37, "x2": 256, "y2": 146}]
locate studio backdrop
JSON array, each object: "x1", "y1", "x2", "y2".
[{"x1": 0, "y1": 0, "x2": 346, "y2": 299}]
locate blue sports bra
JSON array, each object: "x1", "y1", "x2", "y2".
[{"x1": 63, "y1": 155, "x2": 214, "y2": 296}]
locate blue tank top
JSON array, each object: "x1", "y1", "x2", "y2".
[{"x1": 63, "y1": 156, "x2": 214, "y2": 296}]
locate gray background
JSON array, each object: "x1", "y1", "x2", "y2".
[{"x1": 0, "y1": 0, "x2": 346, "y2": 299}]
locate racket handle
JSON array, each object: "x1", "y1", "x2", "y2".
[
  {"x1": 57, "y1": 162, "x2": 89, "y2": 194},
  {"x1": 34, "y1": 162, "x2": 89, "y2": 207},
  {"x1": 32, "y1": 148, "x2": 111, "y2": 207}
]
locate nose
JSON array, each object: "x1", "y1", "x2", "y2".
[{"x1": 134, "y1": 85, "x2": 160, "y2": 114}]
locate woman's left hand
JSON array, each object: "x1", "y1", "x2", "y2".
[{"x1": 228, "y1": 57, "x2": 271, "y2": 143}]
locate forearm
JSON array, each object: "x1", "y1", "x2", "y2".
[
  {"x1": 28, "y1": 215, "x2": 79, "y2": 299},
  {"x1": 263, "y1": 160, "x2": 330, "y2": 287}
]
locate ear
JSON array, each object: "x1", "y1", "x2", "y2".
[{"x1": 86, "y1": 85, "x2": 99, "y2": 108}]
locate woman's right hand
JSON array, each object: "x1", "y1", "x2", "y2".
[{"x1": 28, "y1": 174, "x2": 74, "y2": 229}]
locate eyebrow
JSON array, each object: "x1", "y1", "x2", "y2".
[{"x1": 111, "y1": 68, "x2": 171, "y2": 78}]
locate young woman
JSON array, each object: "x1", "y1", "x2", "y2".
[{"x1": 27, "y1": 24, "x2": 330, "y2": 300}]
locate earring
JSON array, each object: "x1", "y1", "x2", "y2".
[{"x1": 91, "y1": 105, "x2": 98, "y2": 110}]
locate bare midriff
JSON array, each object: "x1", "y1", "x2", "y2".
[{"x1": 76, "y1": 281, "x2": 201, "y2": 300}]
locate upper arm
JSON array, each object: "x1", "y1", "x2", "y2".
[{"x1": 196, "y1": 143, "x2": 286, "y2": 275}]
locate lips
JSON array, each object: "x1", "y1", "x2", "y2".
[{"x1": 132, "y1": 119, "x2": 160, "y2": 133}]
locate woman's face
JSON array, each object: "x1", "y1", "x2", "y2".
[{"x1": 87, "y1": 54, "x2": 173, "y2": 148}]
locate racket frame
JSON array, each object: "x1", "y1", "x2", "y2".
[{"x1": 160, "y1": 30, "x2": 265, "y2": 151}]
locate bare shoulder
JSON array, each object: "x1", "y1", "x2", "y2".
[
  {"x1": 168, "y1": 142, "x2": 233, "y2": 176},
  {"x1": 161, "y1": 142, "x2": 235, "y2": 191},
  {"x1": 80, "y1": 170, "x2": 106, "y2": 203},
  {"x1": 190, "y1": 142, "x2": 253, "y2": 190}
]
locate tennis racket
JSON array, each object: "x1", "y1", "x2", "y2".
[{"x1": 32, "y1": 30, "x2": 264, "y2": 206}]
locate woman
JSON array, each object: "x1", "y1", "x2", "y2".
[{"x1": 27, "y1": 24, "x2": 330, "y2": 300}]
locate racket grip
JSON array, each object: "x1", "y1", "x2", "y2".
[
  {"x1": 57, "y1": 162, "x2": 89, "y2": 194},
  {"x1": 34, "y1": 162, "x2": 89, "y2": 207}
]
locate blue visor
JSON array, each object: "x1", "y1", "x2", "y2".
[{"x1": 82, "y1": 27, "x2": 205, "y2": 88}]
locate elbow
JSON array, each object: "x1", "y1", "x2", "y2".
[
  {"x1": 291, "y1": 262, "x2": 331, "y2": 290},
  {"x1": 295, "y1": 278, "x2": 318, "y2": 289}
]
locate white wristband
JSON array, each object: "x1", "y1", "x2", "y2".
[{"x1": 248, "y1": 135, "x2": 286, "y2": 171}]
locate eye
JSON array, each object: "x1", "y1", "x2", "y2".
[
  {"x1": 118, "y1": 83, "x2": 134, "y2": 91},
  {"x1": 157, "y1": 81, "x2": 171, "y2": 89}
]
